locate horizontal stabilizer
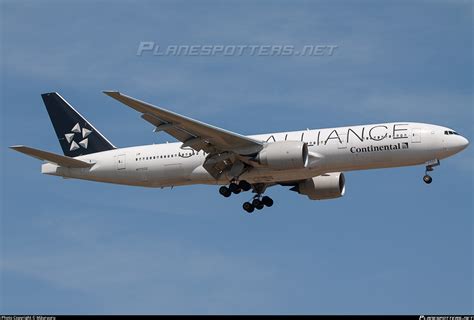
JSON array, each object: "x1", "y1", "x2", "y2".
[{"x1": 9, "y1": 145, "x2": 94, "y2": 168}]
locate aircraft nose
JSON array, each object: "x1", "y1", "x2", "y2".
[
  {"x1": 443, "y1": 129, "x2": 469, "y2": 155},
  {"x1": 450, "y1": 135, "x2": 470, "y2": 153},
  {"x1": 458, "y1": 136, "x2": 469, "y2": 150}
]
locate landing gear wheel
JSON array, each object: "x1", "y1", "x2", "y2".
[
  {"x1": 219, "y1": 186, "x2": 231, "y2": 197},
  {"x1": 229, "y1": 182, "x2": 241, "y2": 194},
  {"x1": 261, "y1": 196, "x2": 273, "y2": 207},
  {"x1": 243, "y1": 202, "x2": 254, "y2": 213},
  {"x1": 238, "y1": 180, "x2": 252, "y2": 192},
  {"x1": 423, "y1": 175, "x2": 432, "y2": 184},
  {"x1": 252, "y1": 199, "x2": 264, "y2": 210}
]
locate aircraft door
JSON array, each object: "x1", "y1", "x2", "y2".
[{"x1": 117, "y1": 154, "x2": 126, "y2": 170}]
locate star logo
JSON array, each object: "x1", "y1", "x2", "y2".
[{"x1": 64, "y1": 123, "x2": 92, "y2": 151}]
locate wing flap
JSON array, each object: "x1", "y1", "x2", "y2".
[
  {"x1": 10, "y1": 145, "x2": 94, "y2": 168},
  {"x1": 141, "y1": 113, "x2": 198, "y2": 144}
]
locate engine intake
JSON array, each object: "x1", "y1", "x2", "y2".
[
  {"x1": 256, "y1": 141, "x2": 308, "y2": 170},
  {"x1": 292, "y1": 172, "x2": 346, "y2": 200}
]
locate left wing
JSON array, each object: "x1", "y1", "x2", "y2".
[
  {"x1": 103, "y1": 91, "x2": 263, "y2": 155},
  {"x1": 103, "y1": 91, "x2": 264, "y2": 179}
]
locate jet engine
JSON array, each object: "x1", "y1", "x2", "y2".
[
  {"x1": 256, "y1": 141, "x2": 308, "y2": 170},
  {"x1": 291, "y1": 172, "x2": 346, "y2": 200}
]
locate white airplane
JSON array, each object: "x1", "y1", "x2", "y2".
[{"x1": 11, "y1": 92, "x2": 469, "y2": 213}]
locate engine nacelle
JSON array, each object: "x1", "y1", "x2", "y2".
[
  {"x1": 256, "y1": 141, "x2": 308, "y2": 170},
  {"x1": 293, "y1": 172, "x2": 346, "y2": 200}
]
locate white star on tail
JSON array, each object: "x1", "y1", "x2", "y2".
[{"x1": 64, "y1": 123, "x2": 91, "y2": 151}]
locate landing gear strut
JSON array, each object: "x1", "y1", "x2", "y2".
[{"x1": 423, "y1": 159, "x2": 440, "y2": 184}]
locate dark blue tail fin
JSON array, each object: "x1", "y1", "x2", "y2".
[{"x1": 41, "y1": 92, "x2": 115, "y2": 157}]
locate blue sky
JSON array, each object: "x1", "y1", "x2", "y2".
[{"x1": 1, "y1": 0, "x2": 472, "y2": 314}]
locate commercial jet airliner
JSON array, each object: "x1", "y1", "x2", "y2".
[{"x1": 11, "y1": 92, "x2": 469, "y2": 213}]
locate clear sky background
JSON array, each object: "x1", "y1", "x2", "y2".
[{"x1": 1, "y1": 0, "x2": 472, "y2": 314}]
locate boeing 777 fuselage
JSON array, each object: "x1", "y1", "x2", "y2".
[{"x1": 11, "y1": 92, "x2": 469, "y2": 213}]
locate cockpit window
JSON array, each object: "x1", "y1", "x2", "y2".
[{"x1": 444, "y1": 130, "x2": 460, "y2": 135}]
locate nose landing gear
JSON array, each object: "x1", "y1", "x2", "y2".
[{"x1": 423, "y1": 159, "x2": 440, "y2": 184}]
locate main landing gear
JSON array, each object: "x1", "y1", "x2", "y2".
[
  {"x1": 242, "y1": 195, "x2": 273, "y2": 213},
  {"x1": 218, "y1": 180, "x2": 274, "y2": 213},
  {"x1": 423, "y1": 159, "x2": 440, "y2": 184},
  {"x1": 219, "y1": 180, "x2": 252, "y2": 197}
]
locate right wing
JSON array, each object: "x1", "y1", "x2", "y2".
[{"x1": 10, "y1": 145, "x2": 94, "y2": 168}]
